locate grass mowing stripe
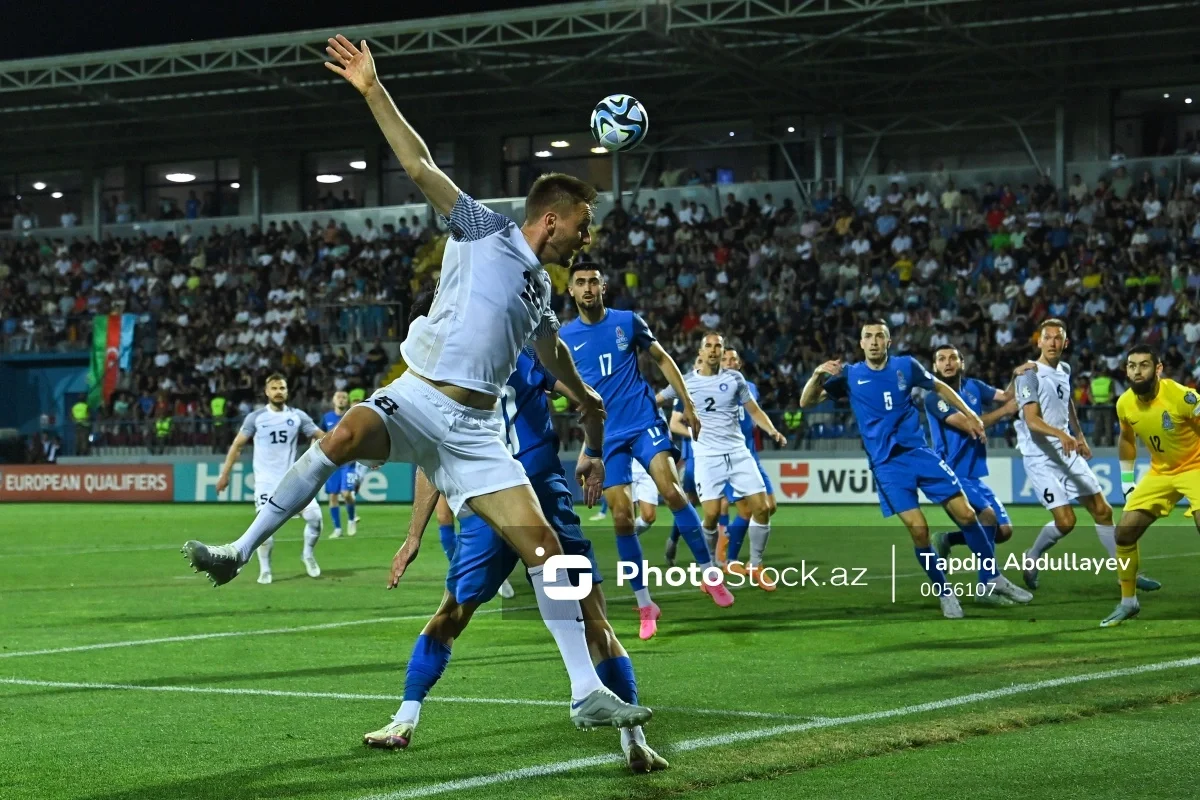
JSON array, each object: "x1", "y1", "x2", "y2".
[
  {"x1": 0, "y1": 587, "x2": 703, "y2": 660},
  {"x1": 357, "y1": 655, "x2": 1200, "y2": 800},
  {"x1": 0, "y1": 678, "x2": 809, "y2": 720}
]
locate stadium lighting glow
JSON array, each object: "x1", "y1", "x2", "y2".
[
  {"x1": 729, "y1": 131, "x2": 735, "y2": 137},
  {"x1": 230, "y1": 182, "x2": 240, "y2": 189},
  {"x1": 32, "y1": 181, "x2": 46, "y2": 191},
  {"x1": 1164, "y1": 93, "x2": 1171, "y2": 98},
  {"x1": 550, "y1": 140, "x2": 569, "y2": 148},
  {"x1": 51, "y1": 191, "x2": 63, "y2": 199},
  {"x1": 349, "y1": 160, "x2": 367, "y2": 170},
  {"x1": 165, "y1": 173, "x2": 196, "y2": 183},
  {"x1": 534, "y1": 150, "x2": 552, "y2": 157},
  {"x1": 590, "y1": 146, "x2": 608, "y2": 154},
  {"x1": 1188, "y1": 98, "x2": 1194, "y2": 104},
  {"x1": 315, "y1": 174, "x2": 343, "y2": 184},
  {"x1": 787, "y1": 126, "x2": 795, "y2": 133}
]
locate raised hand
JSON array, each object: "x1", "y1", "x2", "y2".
[{"x1": 325, "y1": 34, "x2": 378, "y2": 96}]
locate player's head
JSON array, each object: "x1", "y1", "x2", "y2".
[
  {"x1": 1037, "y1": 318, "x2": 1069, "y2": 361},
  {"x1": 721, "y1": 347, "x2": 741, "y2": 371},
  {"x1": 860, "y1": 320, "x2": 891, "y2": 364},
  {"x1": 332, "y1": 390, "x2": 349, "y2": 413},
  {"x1": 932, "y1": 344, "x2": 962, "y2": 381},
  {"x1": 1125, "y1": 344, "x2": 1161, "y2": 396},
  {"x1": 699, "y1": 331, "x2": 725, "y2": 370},
  {"x1": 264, "y1": 373, "x2": 288, "y2": 408},
  {"x1": 525, "y1": 173, "x2": 597, "y2": 268},
  {"x1": 568, "y1": 264, "x2": 606, "y2": 312}
]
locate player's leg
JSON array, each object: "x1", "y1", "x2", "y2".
[
  {"x1": 326, "y1": 471, "x2": 344, "y2": 538},
  {"x1": 942, "y1": 492, "x2": 1030, "y2": 604},
  {"x1": 722, "y1": 451, "x2": 773, "y2": 589},
  {"x1": 253, "y1": 488, "x2": 275, "y2": 584},
  {"x1": 1101, "y1": 508, "x2": 1157, "y2": 627},
  {"x1": 1073, "y1": 459, "x2": 1161, "y2": 590},
  {"x1": 590, "y1": 495, "x2": 609, "y2": 521},
  {"x1": 300, "y1": 499, "x2": 322, "y2": 578},
  {"x1": 183, "y1": 404, "x2": 389, "y2": 585},
  {"x1": 1020, "y1": 458, "x2": 1078, "y2": 590},
  {"x1": 637, "y1": 500, "x2": 657, "y2": 530},
  {"x1": 760, "y1": 460, "x2": 778, "y2": 518},
  {"x1": 894, "y1": 506, "x2": 961, "y2": 618},
  {"x1": 715, "y1": 487, "x2": 734, "y2": 566},
  {"x1": 665, "y1": 457, "x2": 695, "y2": 566},
  {"x1": 605, "y1": 481, "x2": 659, "y2": 633},
  {"x1": 724, "y1": 500, "x2": 752, "y2": 567},
  {"x1": 718, "y1": 494, "x2": 730, "y2": 535},
  {"x1": 435, "y1": 495, "x2": 457, "y2": 562},
  {"x1": 648, "y1": 447, "x2": 722, "y2": 570}
]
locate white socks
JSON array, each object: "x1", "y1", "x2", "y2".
[
  {"x1": 1027, "y1": 521, "x2": 1065, "y2": 560},
  {"x1": 257, "y1": 535, "x2": 274, "y2": 575},
  {"x1": 633, "y1": 517, "x2": 652, "y2": 536},
  {"x1": 394, "y1": 700, "x2": 422, "y2": 726},
  {"x1": 301, "y1": 506, "x2": 322, "y2": 558},
  {"x1": 633, "y1": 587, "x2": 652, "y2": 608},
  {"x1": 620, "y1": 725, "x2": 648, "y2": 752},
  {"x1": 233, "y1": 445, "x2": 337, "y2": 562},
  {"x1": 748, "y1": 521, "x2": 771, "y2": 567},
  {"x1": 702, "y1": 526, "x2": 718, "y2": 557},
  {"x1": 528, "y1": 564, "x2": 604, "y2": 699},
  {"x1": 1095, "y1": 524, "x2": 1117, "y2": 559}
]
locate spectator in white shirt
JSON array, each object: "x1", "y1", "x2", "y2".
[
  {"x1": 60, "y1": 210, "x2": 79, "y2": 228},
  {"x1": 1083, "y1": 293, "x2": 1107, "y2": 316},
  {"x1": 862, "y1": 186, "x2": 882, "y2": 215},
  {"x1": 850, "y1": 233, "x2": 871, "y2": 258},
  {"x1": 627, "y1": 225, "x2": 647, "y2": 247},
  {"x1": 1022, "y1": 271, "x2": 1044, "y2": 297},
  {"x1": 988, "y1": 298, "x2": 1010, "y2": 323},
  {"x1": 993, "y1": 250, "x2": 1014, "y2": 276},
  {"x1": 1153, "y1": 287, "x2": 1176, "y2": 318},
  {"x1": 362, "y1": 218, "x2": 380, "y2": 243},
  {"x1": 914, "y1": 184, "x2": 934, "y2": 208},
  {"x1": 891, "y1": 230, "x2": 913, "y2": 255},
  {"x1": 1143, "y1": 196, "x2": 1163, "y2": 221},
  {"x1": 995, "y1": 325, "x2": 1014, "y2": 347}
]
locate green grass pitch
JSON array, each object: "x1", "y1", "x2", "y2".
[{"x1": 2, "y1": 502, "x2": 1198, "y2": 800}]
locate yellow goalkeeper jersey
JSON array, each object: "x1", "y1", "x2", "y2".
[{"x1": 1116, "y1": 378, "x2": 1200, "y2": 476}]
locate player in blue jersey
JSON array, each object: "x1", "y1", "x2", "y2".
[
  {"x1": 925, "y1": 345, "x2": 1020, "y2": 561},
  {"x1": 717, "y1": 347, "x2": 779, "y2": 568},
  {"x1": 799, "y1": 321, "x2": 1033, "y2": 617},
  {"x1": 657, "y1": 356, "x2": 702, "y2": 567},
  {"x1": 320, "y1": 391, "x2": 358, "y2": 538},
  {"x1": 365, "y1": 343, "x2": 667, "y2": 772},
  {"x1": 561, "y1": 266, "x2": 735, "y2": 639}
]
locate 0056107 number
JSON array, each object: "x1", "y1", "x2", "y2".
[{"x1": 920, "y1": 582, "x2": 996, "y2": 598}]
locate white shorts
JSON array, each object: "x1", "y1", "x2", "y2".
[
  {"x1": 361, "y1": 371, "x2": 529, "y2": 515},
  {"x1": 695, "y1": 449, "x2": 767, "y2": 504},
  {"x1": 1023, "y1": 452, "x2": 1104, "y2": 510},
  {"x1": 254, "y1": 478, "x2": 320, "y2": 518},
  {"x1": 631, "y1": 460, "x2": 659, "y2": 507}
]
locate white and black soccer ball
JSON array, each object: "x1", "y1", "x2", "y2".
[{"x1": 590, "y1": 94, "x2": 649, "y2": 153}]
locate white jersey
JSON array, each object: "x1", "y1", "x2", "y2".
[
  {"x1": 675, "y1": 368, "x2": 754, "y2": 458},
  {"x1": 1013, "y1": 360, "x2": 1074, "y2": 459},
  {"x1": 401, "y1": 193, "x2": 558, "y2": 397},
  {"x1": 240, "y1": 405, "x2": 319, "y2": 481}
]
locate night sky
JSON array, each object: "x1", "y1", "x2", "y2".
[{"x1": 14, "y1": 0, "x2": 568, "y2": 60}]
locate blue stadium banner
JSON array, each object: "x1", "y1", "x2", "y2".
[{"x1": 173, "y1": 461, "x2": 414, "y2": 503}]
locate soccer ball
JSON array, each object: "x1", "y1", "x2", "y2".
[{"x1": 590, "y1": 94, "x2": 649, "y2": 152}]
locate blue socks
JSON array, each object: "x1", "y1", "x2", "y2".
[
  {"x1": 595, "y1": 656, "x2": 638, "y2": 704},
  {"x1": 957, "y1": 519, "x2": 998, "y2": 583},
  {"x1": 669, "y1": 523, "x2": 681, "y2": 543},
  {"x1": 915, "y1": 545, "x2": 948, "y2": 588},
  {"x1": 404, "y1": 634, "x2": 452, "y2": 702},
  {"x1": 438, "y1": 524, "x2": 457, "y2": 562},
  {"x1": 671, "y1": 504, "x2": 713, "y2": 565},
  {"x1": 330, "y1": 506, "x2": 341, "y2": 529},
  {"x1": 725, "y1": 515, "x2": 751, "y2": 562},
  {"x1": 615, "y1": 533, "x2": 647, "y2": 592},
  {"x1": 599, "y1": 497, "x2": 609, "y2": 514},
  {"x1": 346, "y1": 501, "x2": 356, "y2": 522}
]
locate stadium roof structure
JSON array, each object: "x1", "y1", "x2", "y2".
[{"x1": 1, "y1": 0, "x2": 1198, "y2": 158}]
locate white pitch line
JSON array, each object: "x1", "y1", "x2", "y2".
[
  {"x1": 0, "y1": 587, "x2": 701, "y2": 660},
  {"x1": 357, "y1": 655, "x2": 1200, "y2": 800},
  {"x1": 0, "y1": 677, "x2": 808, "y2": 721}
]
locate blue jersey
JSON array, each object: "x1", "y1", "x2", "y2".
[
  {"x1": 925, "y1": 377, "x2": 998, "y2": 479},
  {"x1": 559, "y1": 309, "x2": 660, "y2": 440},
  {"x1": 320, "y1": 410, "x2": 344, "y2": 432},
  {"x1": 824, "y1": 355, "x2": 935, "y2": 466},
  {"x1": 500, "y1": 349, "x2": 562, "y2": 478},
  {"x1": 738, "y1": 381, "x2": 760, "y2": 453}
]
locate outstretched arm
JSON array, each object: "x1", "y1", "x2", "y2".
[
  {"x1": 217, "y1": 432, "x2": 251, "y2": 493},
  {"x1": 1021, "y1": 402, "x2": 1079, "y2": 456},
  {"x1": 932, "y1": 378, "x2": 985, "y2": 438},
  {"x1": 325, "y1": 35, "x2": 460, "y2": 216},
  {"x1": 745, "y1": 398, "x2": 787, "y2": 447},
  {"x1": 388, "y1": 469, "x2": 439, "y2": 588},
  {"x1": 647, "y1": 341, "x2": 700, "y2": 437},
  {"x1": 801, "y1": 360, "x2": 841, "y2": 408},
  {"x1": 533, "y1": 335, "x2": 605, "y2": 431}
]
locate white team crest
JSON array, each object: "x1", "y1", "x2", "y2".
[
  {"x1": 287, "y1": 418, "x2": 296, "y2": 426},
  {"x1": 719, "y1": 383, "x2": 729, "y2": 392},
  {"x1": 896, "y1": 370, "x2": 907, "y2": 392},
  {"x1": 615, "y1": 326, "x2": 629, "y2": 352},
  {"x1": 1021, "y1": 386, "x2": 1032, "y2": 398},
  {"x1": 937, "y1": 399, "x2": 950, "y2": 413}
]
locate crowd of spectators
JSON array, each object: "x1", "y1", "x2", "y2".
[
  {"x1": 575, "y1": 164, "x2": 1200, "y2": 444},
  {"x1": 4, "y1": 160, "x2": 1200, "y2": 454}
]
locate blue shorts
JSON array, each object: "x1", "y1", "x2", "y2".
[
  {"x1": 681, "y1": 458, "x2": 696, "y2": 496},
  {"x1": 446, "y1": 470, "x2": 602, "y2": 605},
  {"x1": 873, "y1": 448, "x2": 962, "y2": 517},
  {"x1": 959, "y1": 477, "x2": 1011, "y2": 527},
  {"x1": 324, "y1": 465, "x2": 351, "y2": 495},
  {"x1": 602, "y1": 424, "x2": 676, "y2": 490},
  {"x1": 723, "y1": 456, "x2": 774, "y2": 502}
]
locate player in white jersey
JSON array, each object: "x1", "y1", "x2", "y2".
[
  {"x1": 1013, "y1": 319, "x2": 1159, "y2": 591},
  {"x1": 664, "y1": 333, "x2": 787, "y2": 590},
  {"x1": 214, "y1": 374, "x2": 325, "y2": 584},
  {"x1": 629, "y1": 459, "x2": 660, "y2": 531},
  {"x1": 182, "y1": 35, "x2": 649, "y2": 733}
]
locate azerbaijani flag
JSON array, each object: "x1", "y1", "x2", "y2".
[{"x1": 87, "y1": 314, "x2": 136, "y2": 407}]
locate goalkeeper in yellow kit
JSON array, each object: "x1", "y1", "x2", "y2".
[{"x1": 1101, "y1": 345, "x2": 1200, "y2": 627}]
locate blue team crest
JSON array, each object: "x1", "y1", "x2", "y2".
[
  {"x1": 1162, "y1": 411, "x2": 1175, "y2": 431},
  {"x1": 719, "y1": 382, "x2": 729, "y2": 392},
  {"x1": 615, "y1": 326, "x2": 629, "y2": 352},
  {"x1": 964, "y1": 391, "x2": 977, "y2": 406},
  {"x1": 896, "y1": 370, "x2": 907, "y2": 392},
  {"x1": 287, "y1": 418, "x2": 296, "y2": 426},
  {"x1": 1185, "y1": 391, "x2": 1198, "y2": 405}
]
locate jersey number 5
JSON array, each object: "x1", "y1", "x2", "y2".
[{"x1": 883, "y1": 391, "x2": 893, "y2": 410}]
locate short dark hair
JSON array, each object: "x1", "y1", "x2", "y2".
[
  {"x1": 264, "y1": 373, "x2": 286, "y2": 385},
  {"x1": 1126, "y1": 344, "x2": 1160, "y2": 366},
  {"x1": 525, "y1": 173, "x2": 598, "y2": 224},
  {"x1": 1039, "y1": 318, "x2": 1068, "y2": 336},
  {"x1": 932, "y1": 344, "x2": 959, "y2": 360},
  {"x1": 569, "y1": 262, "x2": 603, "y2": 278},
  {"x1": 408, "y1": 291, "x2": 434, "y2": 325},
  {"x1": 861, "y1": 319, "x2": 890, "y2": 336}
]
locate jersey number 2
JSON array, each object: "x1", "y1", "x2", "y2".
[{"x1": 704, "y1": 397, "x2": 716, "y2": 412}]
